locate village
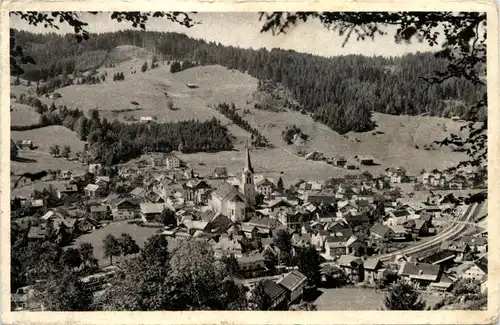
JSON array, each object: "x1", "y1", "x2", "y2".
[{"x1": 11, "y1": 142, "x2": 488, "y2": 311}]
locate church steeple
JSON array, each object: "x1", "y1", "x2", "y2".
[{"x1": 244, "y1": 142, "x2": 254, "y2": 173}]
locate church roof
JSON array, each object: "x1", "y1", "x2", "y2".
[{"x1": 213, "y1": 181, "x2": 245, "y2": 202}]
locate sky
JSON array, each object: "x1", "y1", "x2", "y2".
[{"x1": 10, "y1": 12, "x2": 439, "y2": 58}]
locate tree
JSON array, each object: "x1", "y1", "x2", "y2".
[
  {"x1": 451, "y1": 278, "x2": 481, "y2": 296},
  {"x1": 249, "y1": 280, "x2": 272, "y2": 310},
  {"x1": 289, "y1": 301, "x2": 317, "y2": 311},
  {"x1": 35, "y1": 272, "x2": 93, "y2": 311},
  {"x1": 61, "y1": 247, "x2": 82, "y2": 270},
  {"x1": 79, "y1": 242, "x2": 97, "y2": 269},
  {"x1": 295, "y1": 246, "x2": 321, "y2": 285},
  {"x1": 160, "y1": 208, "x2": 177, "y2": 226},
  {"x1": 383, "y1": 280, "x2": 426, "y2": 310},
  {"x1": 273, "y1": 229, "x2": 292, "y2": 255},
  {"x1": 118, "y1": 233, "x2": 140, "y2": 260},
  {"x1": 10, "y1": 140, "x2": 18, "y2": 159},
  {"x1": 49, "y1": 144, "x2": 60, "y2": 157},
  {"x1": 277, "y1": 177, "x2": 284, "y2": 191},
  {"x1": 141, "y1": 234, "x2": 171, "y2": 265},
  {"x1": 61, "y1": 145, "x2": 71, "y2": 158},
  {"x1": 102, "y1": 234, "x2": 121, "y2": 265},
  {"x1": 141, "y1": 61, "x2": 148, "y2": 72},
  {"x1": 220, "y1": 254, "x2": 241, "y2": 277},
  {"x1": 13, "y1": 76, "x2": 21, "y2": 85}
]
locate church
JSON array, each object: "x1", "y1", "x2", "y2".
[{"x1": 208, "y1": 145, "x2": 256, "y2": 222}]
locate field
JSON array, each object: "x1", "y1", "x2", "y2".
[
  {"x1": 11, "y1": 126, "x2": 87, "y2": 176},
  {"x1": 69, "y1": 221, "x2": 179, "y2": 267},
  {"x1": 313, "y1": 287, "x2": 445, "y2": 310},
  {"x1": 10, "y1": 102, "x2": 41, "y2": 126}
]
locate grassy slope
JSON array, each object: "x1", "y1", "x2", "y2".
[
  {"x1": 12, "y1": 45, "x2": 469, "y2": 185},
  {"x1": 11, "y1": 102, "x2": 41, "y2": 126}
]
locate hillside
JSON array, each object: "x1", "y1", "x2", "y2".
[{"x1": 11, "y1": 45, "x2": 474, "y2": 184}]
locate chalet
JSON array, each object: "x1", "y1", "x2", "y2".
[
  {"x1": 419, "y1": 249, "x2": 456, "y2": 267},
  {"x1": 213, "y1": 235, "x2": 244, "y2": 258},
  {"x1": 306, "y1": 194, "x2": 337, "y2": 206},
  {"x1": 389, "y1": 225, "x2": 409, "y2": 241},
  {"x1": 211, "y1": 167, "x2": 228, "y2": 179},
  {"x1": 88, "y1": 163, "x2": 102, "y2": 175},
  {"x1": 270, "y1": 207, "x2": 304, "y2": 232},
  {"x1": 463, "y1": 236, "x2": 488, "y2": 253},
  {"x1": 165, "y1": 154, "x2": 181, "y2": 169},
  {"x1": 291, "y1": 233, "x2": 312, "y2": 247},
  {"x1": 334, "y1": 157, "x2": 347, "y2": 167},
  {"x1": 398, "y1": 262, "x2": 441, "y2": 288},
  {"x1": 140, "y1": 203, "x2": 166, "y2": 223},
  {"x1": 257, "y1": 279, "x2": 287, "y2": 309},
  {"x1": 56, "y1": 183, "x2": 79, "y2": 199},
  {"x1": 52, "y1": 217, "x2": 77, "y2": 236},
  {"x1": 463, "y1": 257, "x2": 487, "y2": 281},
  {"x1": 59, "y1": 170, "x2": 72, "y2": 180},
  {"x1": 256, "y1": 178, "x2": 275, "y2": 197},
  {"x1": 356, "y1": 155, "x2": 375, "y2": 166},
  {"x1": 76, "y1": 217, "x2": 99, "y2": 233},
  {"x1": 90, "y1": 205, "x2": 110, "y2": 221},
  {"x1": 324, "y1": 235, "x2": 366, "y2": 258},
  {"x1": 18, "y1": 140, "x2": 34, "y2": 150},
  {"x1": 440, "y1": 240, "x2": 471, "y2": 261},
  {"x1": 311, "y1": 229, "x2": 329, "y2": 251},
  {"x1": 337, "y1": 255, "x2": 364, "y2": 282},
  {"x1": 181, "y1": 220, "x2": 210, "y2": 236},
  {"x1": 182, "y1": 180, "x2": 210, "y2": 205},
  {"x1": 276, "y1": 270, "x2": 308, "y2": 303},
  {"x1": 130, "y1": 187, "x2": 147, "y2": 200},
  {"x1": 27, "y1": 226, "x2": 45, "y2": 241},
  {"x1": 108, "y1": 198, "x2": 139, "y2": 221},
  {"x1": 363, "y1": 257, "x2": 384, "y2": 283},
  {"x1": 146, "y1": 153, "x2": 167, "y2": 167},
  {"x1": 237, "y1": 253, "x2": 266, "y2": 278},
  {"x1": 95, "y1": 176, "x2": 111, "y2": 187},
  {"x1": 84, "y1": 184, "x2": 102, "y2": 198},
  {"x1": 370, "y1": 223, "x2": 394, "y2": 241},
  {"x1": 245, "y1": 217, "x2": 283, "y2": 237}
]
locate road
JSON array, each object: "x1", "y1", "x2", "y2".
[{"x1": 378, "y1": 202, "x2": 481, "y2": 262}]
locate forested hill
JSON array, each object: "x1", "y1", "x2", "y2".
[{"x1": 13, "y1": 30, "x2": 485, "y2": 134}]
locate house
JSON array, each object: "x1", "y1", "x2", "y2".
[
  {"x1": 256, "y1": 178, "x2": 275, "y2": 197},
  {"x1": 419, "y1": 249, "x2": 456, "y2": 267},
  {"x1": 245, "y1": 216, "x2": 283, "y2": 237},
  {"x1": 311, "y1": 230, "x2": 330, "y2": 251},
  {"x1": 165, "y1": 154, "x2": 181, "y2": 169},
  {"x1": 56, "y1": 183, "x2": 79, "y2": 199},
  {"x1": 463, "y1": 236, "x2": 488, "y2": 253},
  {"x1": 27, "y1": 226, "x2": 45, "y2": 241},
  {"x1": 363, "y1": 257, "x2": 384, "y2": 283},
  {"x1": 140, "y1": 203, "x2": 166, "y2": 223},
  {"x1": 398, "y1": 262, "x2": 441, "y2": 288},
  {"x1": 84, "y1": 184, "x2": 102, "y2": 198},
  {"x1": 88, "y1": 163, "x2": 102, "y2": 175},
  {"x1": 90, "y1": 205, "x2": 110, "y2": 221},
  {"x1": 208, "y1": 182, "x2": 247, "y2": 222},
  {"x1": 324, "y1": 235, "x2": 366, "y2": 258},
  {"x1": 356, "y1": 155, "x2": 375, "y2": 165},
  {"x1": 463, "y1": 257, "x2": 488, "y2": 281},
  {"x1": 337, "y1": 255, "x2": 364, "y2": 282},
  {"x1": 440, "y1": 240, "x2": 471, "y2": 261},
  {"x1": 276, "y1": 270, "x2": 308, "y2": 303},
  {"x1": 130, "y1": 187, "x2": 148, "y2": 200},
  {"x1": 389, "y1": 225, "x2": 409, "y2": 241},
  {"x1": 291, "y1": 233, "x2": 312, "y2": 248},
  {"x1": 237, "y1": 253, "x2": 266, "y2": 278},
  {"x1": 146, "y1": 153, "x2": 167, "y2": 167},
  {"x1": 59, "y1": 170, "x2": 72, "y2": 180},
  {"x1": 334, "y1": 157, "x2": 347, "y2": 167},
  {"x1": 76, "y1": 217, "x2": 99, "y2": 233},
  {"x1": 213, "y1": 167, "x2": 228, "y2": 178},
  {"x1": 370, "y1": 223, "x2": 394, "y2": 242},
  {"x1": 96, "y1": 176, "x2": 111, "y2": 187},
  {"x1": 140, "y1": 116, "x2": 153, "y2": 122},
  {"x1": 256, "y1": 279, "x2": 288, "y2": 309},
  {"x1": 108, "y1": 198, "x2": 139, "y2": 221},
  {"x1": 18, "y1": 140, "x2": 34, "y2": 150},
  {"x1": 182, "y1": 180, "x2": 210, "y2": 205},
  {"x1": 270, "y1": 207, "x2": 304, "y2": 231}
]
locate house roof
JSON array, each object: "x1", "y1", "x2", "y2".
[
  {"x1": 140, "y1": 203, "x2": 165, "y2": 214},
  {"x1": 337, "y1": 255, "x2": 363, "y2": 267},
  {"x1": 261, "y1": 279, "x2": 286, "y2": 301},
  {"x1": 238, "y1": 252, "x2": 265, "y2": 264},
  {"x1": 85, "y1": 184, "x2": 100, "y2": 191},
  {"x1": 213, "y1": 181, "x2": 245, "y2": 202},
  {"x1": 90, "y1": 205, "x2": 108, "y2": 213},
  {"x1": 277, "y1": 270, "x2": 307, "y2": 292},
  {"x1": 364, "y1": 257, "x2": 382, "y2": 270},
  {"x1": 398, "y1": 262, "x2": 440, "y2": 281},
  {"x1": 214, "y1": 236, "x2": 243, "y2": 251},
  {"x1": 420, "y1": 249, "x2": 456, "y2": 265},
  {"x1": 59, "y1": 183, "x2": 78, "y2": 192},
  {"x1": 474, "y1": 256, "x2": 488, "y2": 274},
  {"x1": 130, "y1": 187, "x2": 147, "y2": 197},
  {"x1": 256, "y1": 178, "x2": 275, "y2": 187},
  {"x1": 370, "y1": 223, "x2": 393, "y2": 237},
  {"x1": 247, "y1": 216, "x2": 282, "y2": 229},
  {"x1": 463, "y1": 236, "x2": 487, "y2": 247}
]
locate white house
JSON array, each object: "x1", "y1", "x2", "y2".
[{"x1": 208, "y1": 182, "x2": 247, "y2": 222}]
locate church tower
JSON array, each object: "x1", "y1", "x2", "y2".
[{"x1": 241, "y1": 143, "x2": 256, "y2": 206}]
